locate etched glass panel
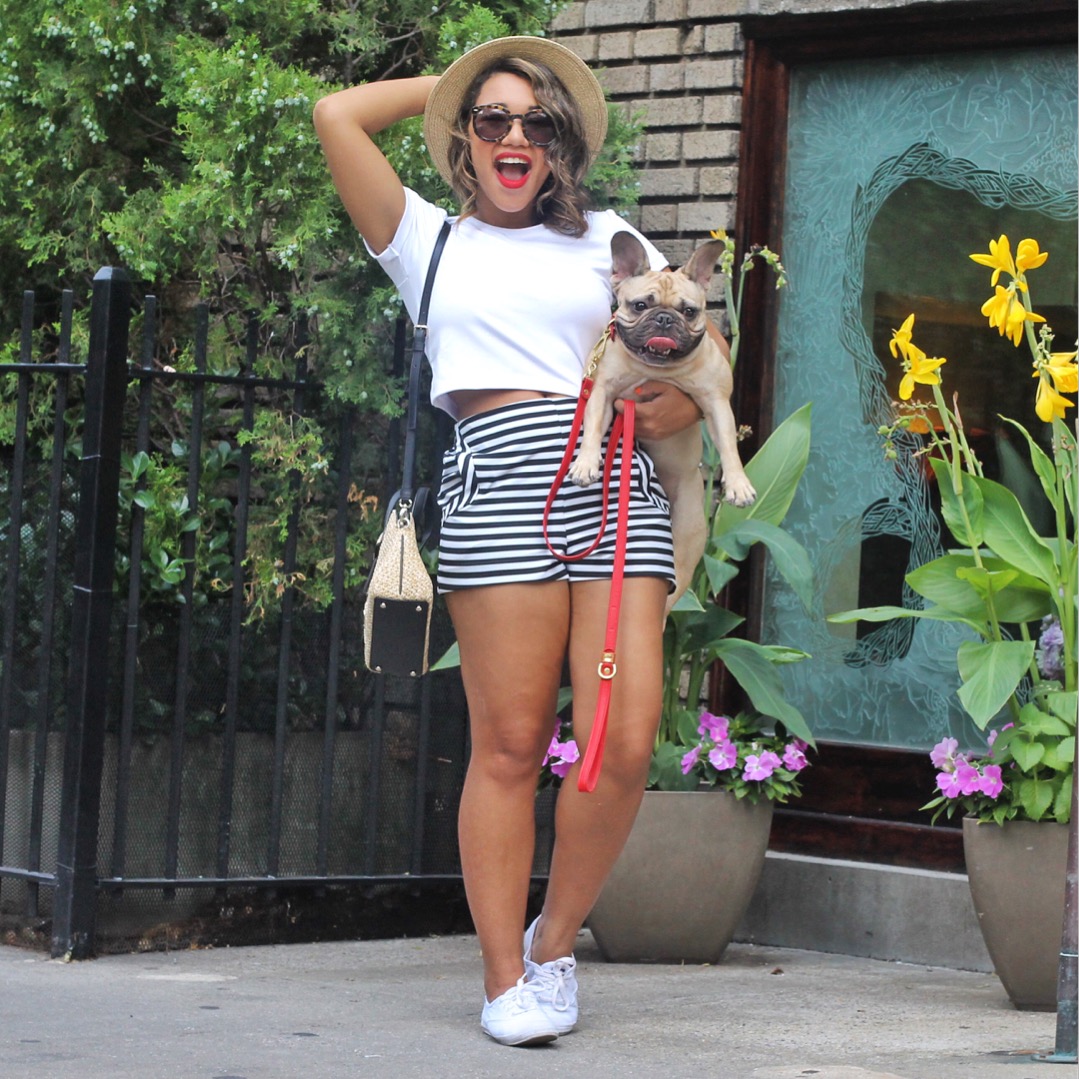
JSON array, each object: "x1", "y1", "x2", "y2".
[{"x1": 764, "y1": 46, "x2": 1078, "y2": 750}]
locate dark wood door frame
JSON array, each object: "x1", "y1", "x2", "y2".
[{"x1": 726, "y1": 0, "x2": 1077, "y2": 872}]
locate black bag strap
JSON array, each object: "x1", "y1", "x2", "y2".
[{"x1": 400, "y1": 219, "x2": 451, "y2": 504}]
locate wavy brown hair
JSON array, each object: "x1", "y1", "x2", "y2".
[{"x1": 446, "y1": 57, "x2": 593, "y2": 237}]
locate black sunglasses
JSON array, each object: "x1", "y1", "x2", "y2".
[{"x1": 470, "y1": 105, "x2": 557, "y2": 147}]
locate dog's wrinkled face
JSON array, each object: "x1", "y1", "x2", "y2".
[{"x1": 610, "y1": 232, "x2": 724, "y2": 367}]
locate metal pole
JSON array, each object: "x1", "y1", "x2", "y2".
[
  {"x1": 51, "y1": 267, "x2": 131, "y2": 959},
  {"x1": 1036, "y1": 744, "x2": 1078, "y2": 1063}
]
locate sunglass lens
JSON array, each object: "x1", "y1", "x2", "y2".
[
  {"x1": 523, "y1": 113, "x2": 555, "y2": 146},
  {"x1": 473, "y1": 108, "x2": 510, "y2": 141}
]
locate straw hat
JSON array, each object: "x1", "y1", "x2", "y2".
[{"x1": 423, "y1": 36, "x2": 608, "y2": 188}]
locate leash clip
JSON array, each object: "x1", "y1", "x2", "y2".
[
  {"x1": 597, "y1": 651, "x2": 617, "y2": 680},
  {"x1": 583, "y1": 317, "x2": 615, "y2": 379}
]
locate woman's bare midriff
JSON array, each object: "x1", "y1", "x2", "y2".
[{"x1": 452, "y1": 388, "x2": 573, "y2": 420}]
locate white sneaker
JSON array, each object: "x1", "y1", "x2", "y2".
[
  {"x1": 481, "y1": 976, "x2": 560, "y2": 1046},
  {"x1": 523, "y1": 916, "x2": 579, "y2": 1034}
]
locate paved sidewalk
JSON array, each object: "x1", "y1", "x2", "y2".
[{"x1": 0, "y1": 931, "x2": 1069, "y2": 1079}]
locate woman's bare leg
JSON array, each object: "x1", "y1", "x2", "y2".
[
  {"x1": 446, "y1": 581, "x2": 570, "y2": 1002},
  {"x1": 528, "y1": 576, "x2": 668, "y2": 965}
]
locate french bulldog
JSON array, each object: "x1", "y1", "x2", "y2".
[{"x1": 567, "y1": 231, "x2": 757, "y2": 611}]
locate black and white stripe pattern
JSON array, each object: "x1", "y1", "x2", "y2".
[{"x1": 436, "y1": 397, "x2": 675, "y2": 593}]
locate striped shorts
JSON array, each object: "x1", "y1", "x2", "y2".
[{"x1": 435, "y1": 397, "x2": 676, "y2": 593}]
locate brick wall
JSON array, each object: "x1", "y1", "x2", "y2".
[{"x1": 552, "y1": 1, "x2": 746, "y2": 271}]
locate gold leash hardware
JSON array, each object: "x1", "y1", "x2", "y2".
[
  {"x1": 597, "y1": 650, "x2": 617, "y2": 680},
  {"x1": 584, "y1": 318, "x2": 615, "y2": 380}
]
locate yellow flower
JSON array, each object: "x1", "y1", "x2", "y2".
[
  {"x1": 891, "y1": 315, "x2": 946, "y2": 400},
  {"x1": 889, "y1": 313, "x2": 916, "y2": 362},
  {"x1": 1031, "y1": 351, "x2": 1078, "y2": 422},
  {"x1": 970, "y1": 234, "x2": 1016, "y2": 285},
  {"x1": 980, "y1": 285, "x2": 1045, "y2": 346},
  {"x1": 709, "y1": 228, "x2": 728, "y2": 240},
  {"x1": 1034, "y1": 374, "x2": 1076, "y2": 422},
  {"x1": 1015, "y1": 238, "x2": 1048, "y2": 274}
]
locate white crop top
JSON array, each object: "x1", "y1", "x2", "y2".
[{"x1": 367, "y1": 188, "x2": 668, "y2": 417}]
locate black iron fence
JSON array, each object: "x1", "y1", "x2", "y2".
[{"x1": 0, "y1": 268, "x2": 478, "y2": 958}]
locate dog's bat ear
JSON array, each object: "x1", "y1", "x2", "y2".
[
  {"x1": 681, "y1": 239, "x2": 727, "y2": 290},
  {"x1": 610, "y1": 231, "x2": 651, "y2": 287}
]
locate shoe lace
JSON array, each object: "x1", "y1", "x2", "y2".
[{"x1": 527, "y1": 960, "x2": 570, "y2": 1013}]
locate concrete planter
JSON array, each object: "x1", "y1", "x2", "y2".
[
  {"x1": 962, "y1": 816, "x2": 1069, "y2": 1011},
  {"x1": 587, "y1": 789, "x2": 773, "y2": 963}
]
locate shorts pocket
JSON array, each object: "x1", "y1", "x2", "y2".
[{"x1": 437, "y1": 445, "x2": 479, "y2": 520}]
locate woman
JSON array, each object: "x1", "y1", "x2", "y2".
[{"x1": 314, "y1": 36, "x2": 707, "y2": 1046}]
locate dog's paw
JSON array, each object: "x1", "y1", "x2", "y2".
[
  {"x1": 723, "y1": 476, "x2": 757, "y2": 507},
  {"x1": 568, "y1": 457, "x2": 602, "y2": 487}
]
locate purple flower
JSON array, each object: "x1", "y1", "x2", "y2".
[
  {"x1": 744, "y1": 750, "x2": 782, "y2": 781},
  {"x1": 548, "y1": 739, "x2": 579, "y2": 779},
  {"x1": 698, "y1": 711, "x2": 730, "y2": 741},
  {"x1": 955, "y1": 760, "x2": 982, "y2": 796},
  {"x1": 930, "y1": 737, "x2": 958, "y2": 770},
  {"x1": 782, "y1": 743, "x2": 808, "y2": 772},
  {"x1": 708, "y1": 740, "x2": 738, "y2": 771},
  {"x1": 681, "y1": 746, "x2": 702, "y2": 774},
  {"x1": 936, "y1": 769, "x2": 964, "y2": 799},
  {"x1": 978, "y1": 764, "x2": 1004, "y2": 798},
  {"x1": 1036, "y1": 615, "x2": 1065, "y2": 681}
]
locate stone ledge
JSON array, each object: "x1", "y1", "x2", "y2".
[{"x1": 735, "y1": 851, "x2": 993, "y2": 972}]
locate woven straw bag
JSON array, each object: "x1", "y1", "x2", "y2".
[{"x1": 363, "y1": 502, "x2": 434, "y2": 677}]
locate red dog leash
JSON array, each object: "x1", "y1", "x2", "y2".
[{"x1": 541, "y1": 355, "x2": 636, "y2": 793}]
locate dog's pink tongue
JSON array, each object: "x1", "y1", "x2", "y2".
[{"x1": 646, "y1": 336, "x2": 678, "y2": 352}]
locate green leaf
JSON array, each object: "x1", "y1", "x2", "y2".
[
  {"x1": 681, "y1": 605, "x2": 744, "y2": 656},
  {"x1": 1053, "y1": 773, "x2": 1073, "y2": 823},
  {"x1": 972, "y1": 475, "x2": 1059, "y2": 587},
  {"x1": 431, "y1": 641, "x2": 460, "y2": 671},
  {"x1": 1041, "y1": 738, "x2": 1074, "y2": 772},
  {"x1": 827, "y1": 603, "x2": 981, "y2": 632},
  {"x1": 713, "y1": 638, "x2": 814, "y2": 745},
  {"x1": 713, "y1": 403, "x2": 811, "y2": 537},
  {"x1": 1046, "y1": 691, "x2": 1078, "y2": 728},
  {"x1": 955, "y1": 639, "x2": 1035, "y2": 727},
  {"x1": 1010, "y1": 737, "x2": 1047, "y2": 772},
  {"x1": 133, "y1": 490, "x2": 156, "y2": 510},
  {"x1": 930, "y1": 458, "x2": 984, "y2": 547},
  {"x1": 713, "y1": 520, "x2": 813, "y2": 609},
  {"x1": 701, "y1": 555, "x2": 738, "y2": 598},
  {"x1": 999, "y1": 417, "x2": 1059, "y2": 509},
  {"x1": 649, "y1": 741, "x2": 698, "y2": 791},
  {"x1": 669, "y1": 588, "x2": 706, "y2": 613},
  {"x1": 1016, "y1": 776, "x2": 1054, "y2": 821}
]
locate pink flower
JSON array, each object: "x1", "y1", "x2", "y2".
[
  {"x1": 708, "y1": 740, "x2": 738, "y2": 771},
  {"x1": 548, "y1": 739, "x2": 579, "y2": 779},
  {"x1": 930, "y1": 737, "x2": 958, "y2": 770},
  {"x1": 978, "y1": 764, "x2": 1004, "y2": 798},
  {"x1": 955, "y1": 760, "x2": 983, "y2": 796},
  {"x1": 698, "y1": 711, "x2": 730, "y2": 741},
  {"x1": 936, "y1": 769, "x2": 964, "y2": 798},
  {"x1": 782, "y1": 743, "x2": 808, "y2": 772},
  {"x1": 681, "y1": 746, "x2": 701, "y2": 774},
  {"x1": 744, "y1": 750, "x2": 782, "y2": 781}
]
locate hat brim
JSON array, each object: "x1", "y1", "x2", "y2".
[{"x1": 423, "y1": 36, "x2": 608, "y2": 191}]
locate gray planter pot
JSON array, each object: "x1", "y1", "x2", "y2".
[
  {"x1": 962, "y1": 816, "x2": 1070, "y2": 1011},
  {"x1": 587, "y1": 789, "x2": 773, "y2": 963}
]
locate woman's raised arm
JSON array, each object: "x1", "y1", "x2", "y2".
[{"x1": 313, "y1": 75, "x2": 441, "y2": 254}]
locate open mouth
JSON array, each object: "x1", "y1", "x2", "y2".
[
  {"x1": 494, "y1": 154, "x2": 532, "y2": 189},
  {"x1": 643, "y1": 336, "x2": 680, "y2": 359}
]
